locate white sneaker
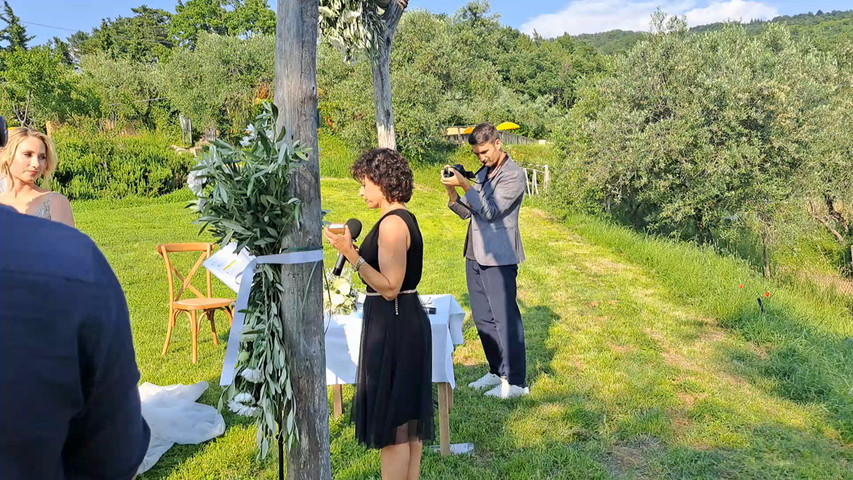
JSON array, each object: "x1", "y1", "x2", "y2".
[
  {"x1": 467, "y1": 373, "x2": 503, "y2": 390},
  {"x1": 484, "y1": 381, "x2": 529, "y2": 399}
]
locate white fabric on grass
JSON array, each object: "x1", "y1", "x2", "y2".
[{"x1": 137, "y1": 381, "x2": 225, "y2": 474}]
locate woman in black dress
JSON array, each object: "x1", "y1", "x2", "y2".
[{"x1": 324, "y1": 148, "x2": 434, "y2": 479}]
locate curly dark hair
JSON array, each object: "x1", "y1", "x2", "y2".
[{"x1": 351, "y1": 148, "x2": 413, "y2": 203}]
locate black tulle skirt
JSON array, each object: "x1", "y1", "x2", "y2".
[{"x1": 353, "y1": 293, "x2": 435, "y2": 449}]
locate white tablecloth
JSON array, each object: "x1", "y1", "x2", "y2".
[{"x1": 325, "y1": 294, "x2": 465, "y2": 388}]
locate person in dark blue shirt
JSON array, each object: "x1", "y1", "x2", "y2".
[{"x1": 0, "y1": 206, "x2": 150, "y2": 479}]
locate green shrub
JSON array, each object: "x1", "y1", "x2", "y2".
[
  {"x1": 51, "y1": 128, "x2": 194, "y2": 200},
  {"x1": 318, "y1": 131, "x2": 358, "y2": 178},
  {"x1": 553, "y1": 21, "x2": 852, "y2": 275},
  {"x1": 504, "y1": 143, "x2": 560, "y2": 168}
]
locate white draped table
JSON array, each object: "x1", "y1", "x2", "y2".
[{"x1": 324, "y1": 294, "x2": 465, "y2": 455}]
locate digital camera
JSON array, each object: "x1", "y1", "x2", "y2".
[{"x1": 442, "y1": 164, "x2": 476, "y2": 180}]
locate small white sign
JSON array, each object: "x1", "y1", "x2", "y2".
[{"x1": 203, "y1": 242, "x2": 255, "y2": 293}]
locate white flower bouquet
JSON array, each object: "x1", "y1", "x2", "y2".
[{"x1": 324, "y1": 270, "x2": 358, "y2": 316}]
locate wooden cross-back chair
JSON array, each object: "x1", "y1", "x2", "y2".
[{"x1": 157, "y1": 242, "x2": 234, "y2": 364}]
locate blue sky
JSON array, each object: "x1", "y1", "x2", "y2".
[{"x1": 13, "y1": 0, "x2": 853, "y2": 45}]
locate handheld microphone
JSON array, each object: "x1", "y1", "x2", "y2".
[{"x1": 332, "y1": 218, "x2": 362, "y2": 276}]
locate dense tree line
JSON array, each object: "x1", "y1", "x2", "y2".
[
  {"x1": 578, "y1": 9, "x2": 853, "y2": 56},
  {"x1": 553, "y1": 13, "x2": 853, "y2": 276},
  {"x1": 2, "y1": 0, "x2": 852, "y2": 275},
  {"x1": 0, "y1": 1, "x2": 607, "y2": 154}
]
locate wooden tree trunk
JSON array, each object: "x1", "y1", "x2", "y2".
[
  {"x1": 371, "y1": 1, "x2": 405, "y2": 149},
  {"x1": 825, "y1": 193, "x2": 848, "y2": 231},
  {"x1": 274, "y1": 1, "x2": 331, "y2": 479},
  {"x1": 180, "y1": 115, "x2": 193, "y2": 147}
]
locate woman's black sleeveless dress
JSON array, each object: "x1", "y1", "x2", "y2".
[{"x1": 354, "y1": 209, "x2": 435, "y2": 448}]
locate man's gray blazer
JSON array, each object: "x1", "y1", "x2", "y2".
[{"x1": 448, "y1": 156, "x2": 526, "y2": 266}]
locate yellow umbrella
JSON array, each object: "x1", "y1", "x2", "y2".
[{"x1": 496, "y1": 121, "x2": 520, "y2": 131}]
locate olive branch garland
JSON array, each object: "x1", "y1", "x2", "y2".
[{"x1": 188, "y1": 102, "x2": 314, "y2": 458}]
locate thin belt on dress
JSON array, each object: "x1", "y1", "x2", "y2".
[{"x1": 364, "y1": 289, "x2": 417, "y2": 315}]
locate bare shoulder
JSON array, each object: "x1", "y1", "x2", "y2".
[
  {"x1": 47, "y1": 192, "x2": 75, "y2": 227},
  {"x1": 46, "y1": 191, "x2": 71, "y2": 204},
  {"x1": 379, "y1": 213, "x2": 408, "y2": 235},
  {"x1": 46, "y1": 192, "x2": 72, "y2": 211},
  {"x1": 378, "y1": 212, "x2": 411, "y2": 245}
]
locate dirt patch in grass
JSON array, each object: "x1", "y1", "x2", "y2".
[
  {"x1": 584, "y1": 258, "x2": 628, "y2": 275},
  {"x1": 676, "y1": 391, "x2": 708, "y2": 407},
  {"x1": 605, "y1": 435, "x2": 662, "y2": 477},
  {"x1": 526, "y1": 208, "x2": 556, "y2": 220},
  {"x1": 610, "y1": 343, "x2": 638, "y2": 354}
]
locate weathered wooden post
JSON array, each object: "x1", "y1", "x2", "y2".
[{"x1": 274, "y1": 1, "x2": 331, "y2": 479}]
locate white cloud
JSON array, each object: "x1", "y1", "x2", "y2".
[
  {"x1": 685, "y1": 0, "x2": 778, "y2": 26},
  {"x1": 520, "y1": 0, "x2": 779, "y2": 38}
]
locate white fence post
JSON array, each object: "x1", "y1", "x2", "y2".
[
  {"x1": 533, "y1": 169, "x2": 538, "y2": 195},
  {"x1": 520, "y1": 165, "x2": 550, "y2": 196}
]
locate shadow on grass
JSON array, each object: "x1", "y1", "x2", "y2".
[
  {"x1": 418, "y1": 302, "x2": 562, "y2": 469},
  {"x1": 458, "y1": 292, "x2": 471, "y2": 311},
  {"x1": 325, "y1": 300, "x2": 561, "y2": 478},
  {"x1": 138, "y1": 300, "x2": 853, "y2": 478},
  {"x1": 718, "y1": 303, "x2": 853, "y2": 441},
  {"x1": 452, "y1": 299, "x2": 559, "y2": 386},
  {"x1": 459, "y1": 301, "x2": 853, "y2": 478}
]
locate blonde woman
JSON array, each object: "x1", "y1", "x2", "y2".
[{"x1": 0, "y1": 127, "x2": 74, "y2": 227}]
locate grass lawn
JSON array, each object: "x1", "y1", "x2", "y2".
[{"x1": 72, "y1": 171, "x2": 853, "y2": 479}]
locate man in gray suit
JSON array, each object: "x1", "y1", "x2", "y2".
[{"x1": 441, "y1": 122, "x2": 528, "y2": 399}]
